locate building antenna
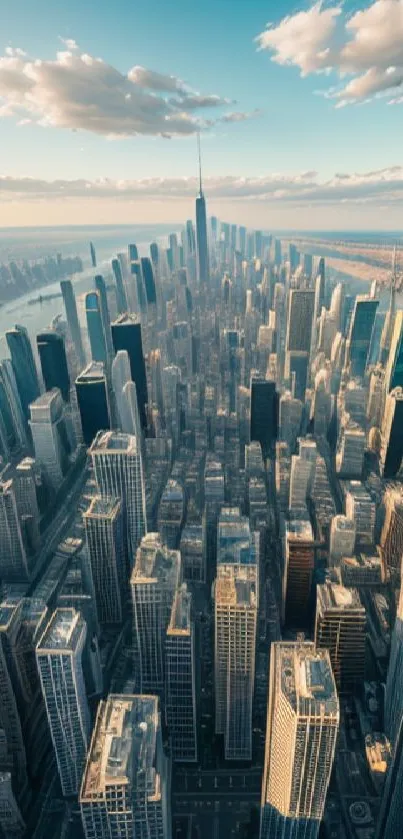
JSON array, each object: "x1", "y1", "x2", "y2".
[{"x1": 197, "y1": 132, "x2": 203, "y2": 196}]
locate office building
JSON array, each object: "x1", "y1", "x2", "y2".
[
  {"x1": 381, "y1": 387, "x2": 403, "y2": 478},
  {"x1": 245, "y1": 441, "x2": 265, "y2": 478},
  {"x1": 111, "y1": 314, "x2": 148, "y2": 430},
  {"x1": 384, "y1": 308, "x2": 403, "y2": 393},
  {"x1": 29, "y1": 389, "x2": 69, "y2": 491},
  {"x1": 111, "y1": 256, "x2": 128, "y2": 314},
  {"x1": 13, "y1": 456, "x2": 40, "y2": 553},
  {"x1": 180, "y1": 525, "x2": 204, "y2": 582},
  {"x1": 60, "y1": 278, "x2": 86, "y2": 369},
  {"x1": 141, "y1": 257, "x2": 157, "y2": 306},
  {"x1": 90, "y1": 430, "x2": 146, "y2": 560},
  {"x1": 166, "y1": 584, "x2": 198, "y2": 762},
  {"x1": 283, "y1": 518, "x2": 315, "y2": 626},
  {"x1": 111, "y1": 349, "x2": 131, "y2": 429},
  {"x1": 286, "y1": 289, "x2": 315, "y2": 354},
  {"x1": 217, "y1": 507, "x2": 258, "y2": 567},
  {"x1": 0, "y1": 602, "x2": 27, "y2": 788},
  {"x1": 289, "y1": 455, "x2": 313, "y2": 511},
  {"x1": 0, "y1": 477, "x2": 30, "y2": 581},
  {"x1": 375, "y1": 714, "x2": 403, "y2": 839},
  {"x1": 37, "y1": 329, "x2": 70, "y2": 401},
  {"x1": 250, "y1": 375, "x2": 278, "y2": 457},
  {"x1": 335, "y1": 419, "x2": 366, "y2": 478},
  {"x1": 84, "y1": 495, "x2": 126, "y2": 626},
  {"x1": 6, "y1": 324, "x2": 40, "y2": 420},
  {"x1": 315, "y1": 583, "x2": 366, "y2": 693},
  {"x1": 279, "y1": 391, "x2": 303, "y2": 453},
  {"x1": 36, "y1": 608, "x2": 90, "y2": 797},
  {"x1": 85, "y1": 290, "x2": 108, "y2": 365},
  {"x1": 80, "y1": 694, "x2": 170, "y2": 839},
  {"x1": 195, "y1": 145, "x2": 209, "y2": 285},
  {"x1": 131, "y1": 532, "x2": 181, "y2": 693},
  {"x1": 0, "y1": 359, "x2": 27, "y2": 454},
  {"x1": 385, "y1": 570, "x2": 403, "y2": 746},
  {"x1": 260, "y1": 642, "x2": 339, "y2": 839},
  {"x1": 75, "y1": 362, "x2": 111, "y2": 447},
  {"x1": 285, "y1": 351, "x2": 310, "y2": 402},
  {"x1": 158, "y1": 479, "x2": 185, "y2": 549},
  {"x1": 94, "y1": 274, "x2": 113, "y2": 357},
  {"x1": 345, "y1": 482, "x2": 375, "y2": 546},
  {"x1": 0, "y1": 772, "x2": 25, "y2": 839},
  {"x1": 329, "y1": 515, "x2": 356, "y2": 567},
  {"x1": 214, "y1": 563, "x2": 257, "y2": 761},
  {"x1": 345, "y1": 295, "x2": 378, "y2": 378},
  {"x1": 380, "y1": 488, "x2": 403, "y2": 577}
]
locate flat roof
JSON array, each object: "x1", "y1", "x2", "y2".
[
  {"x1": 90, "y1": 430, "x2": 137, "y2": 454},
  {"x1": 84, "y1": 495, "x2": 121, "y2": 520},
  {"x1": 37, "y1": 608, "x2": 84, "y2": 652},
  {"x1": 317, "y1": 582, "x2": 364, "y2": 612}
]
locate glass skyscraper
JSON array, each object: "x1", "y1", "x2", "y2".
[
  {"x1": 6, "y1": 324, "x2": 40, "y2": 419},
  {"x1": 111, "y1": 314, "x2": 148, "y2": 430},
  {"x1": 37, "y1": 329, "x2": 70, "y2": 402}
]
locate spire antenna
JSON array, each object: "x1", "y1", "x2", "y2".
[{"x1": 197, "y1": 132, "x2": 203, "y2": 196}]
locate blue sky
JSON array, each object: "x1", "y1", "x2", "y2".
[{"x1": 1, "y1": 0, "x2": 403, "y2": 227}]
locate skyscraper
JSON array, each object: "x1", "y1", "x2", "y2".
[
  {"x1": 385, "y1": 309, "x2": 403, "y2": 394},
  {"x1": 85, "y1": 291, "x2": 108, "y2": 364},
  {"x1": 140, "y1": 257, "x2": 157, "y2": 306},
  {"x1": 29, "y1": 389, "x2": 69, "y2": 491},
  {"x1": 75, "y1": 361, "x2": 111, "y2": 446},
  {"x1": 36, "y1": 608, "x2": 90, "y2": 797},
  {"x1": 385, "y1": 567, "x2": 403, "y2": 746},
  {"x1": 329, "y1": 515, "x2": 356, "y2": 566},
  {"x1": 0, "y1": 477, "x2": 30, "y2": 581},
  {"x1": 90, "y1": 430, "x2": 146, "y2": 559},
  {"x1": 195, "y1": 136, "x2": 209, "y2": 284},
  {"x1": 60, "y1": 278, "x2": 86, "y2": 369},
  {"x1": 315, "y1": 582, "x2": 366, "y2": 693},
  {"x1": 6, "y1": 324, "x2": 40, "y2": 419},
  {"x1": 111, "y1": 257, "x2": 128, "y2": 314},
  {"x1": 83, "y1": 495, "x2": 126, "y2": 626},
  {"x1": 0, "y1": 601, "x2": 28, "y2": 790},
  {"x1": 95, "y1": 274, "x2": 113, "y2": 359},
  {"x1": 345, "y1": 295, "x2": 379, "y2": 378},
  {"x1": 286, "y1": 289, "x2": 316, "y2": 354},
  {"x1": 250, "y1": 375, "x2": 278, "y2": 457},
  {"x1": 214, "y1": 562, "x2": 257, "y2": 761},
  {"x1": 111, "y1": 314, "x2": 148, "y2": 430},
  {"x1": 375, "y1": 712, "x2": 403, "y2": 839},
  {"x1": 260, "y1": 642, "x2": 339, "y2": 839},
  {"x1": 80, "y1": 694, "x2": 170, "y2": 839},
  {"x1": 37, "y1": 329, "x2": 70, "y2": 402},
  {"x1": 283, "y1": 517, "x2": 315, "y2": 626},
  {"x1": 166, "y1": 583, "x2": 198, "y2": 762},
  {"x1": 381, "y1": 387, "x2": 403, "y2": 478},
  {"x1": 0, "y1": 359, "x2": 27, "y2": 453},
  {"x1": 111, "y1": 350, "x2": 131, "y2": 429},
  {"x1": 131, "y1": 532, "x2": 181, "y2": 693}
]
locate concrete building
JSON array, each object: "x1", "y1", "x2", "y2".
[
  {"x1": 329, "y1": 515, "x2": 356, "y2": 567},
  {"x1": 335, "y1": 418, "x2": 365, "y2": 478},
  {"x1": 214, "y1": 563, "x2": 257, "y2": 761},
  {"x1": 283, "y1": 518, "x2": 315, "y2": 626},
  {"x1": 36, "y1": 608, "x2": 90, "y2": 797},
  {"x1": 166, "y1": 584, "x2": 198, "y2": 762},
  {"x1": 83, "y1": 495, "x2": 126, "y2": 626},
  {"x1": 260, "y1": 642, "x2": 339, "y2": 839},
  {"x1": 80, "y1": 694, "x2": 170, "y2": 839},
  {"x1": 158, "y1": 479, "x2": 185, "y2": 549},
  {"x1": 29, "y1": 388, "x2": 69, "y2": 491},
  {"x1": 180, "y1": 525, "x2": 204, "y2": 582},
  {"x1": 0, "y1": 478, "x2": 30, "y2": 582},
  {"x1": 279, "y1": 391, "x2": 303, "y2": 454},
  {"x1": 315, "y1": 583, "x2": 366, "y2": 692},
  {"x1": 344, "y1": 481, "x2": 375, "y2": 546}
]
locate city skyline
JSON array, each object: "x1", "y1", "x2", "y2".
[{"x1": 1, "y1": 0, "x2": 403, "y2": 228}]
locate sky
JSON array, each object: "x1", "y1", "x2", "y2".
[{"x1": 1, "y1": 0, "x2": 403, "y2": 229}]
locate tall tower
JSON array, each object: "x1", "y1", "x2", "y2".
[
  {"x1": 315, "y1": 582, "x2": 366, "y2": 693},
  {"x1": 0, "y1": 478, "x2": 30, "y2": 581},
  {"x1": 381, "y1": 387, "x2": 403, "y2": 478},
  {"x1": 345, "y1": 295, "x2": 379, "y2": 379},
  {"x1": 111, "y1": 314, "x2": 148, "y2": 430},
  {"x1": 36, "y1": 608, "x2": 90, "y2": 797},
  {"x1": 37, "y1": 329, "x2": 70, "y2": 402},
  {"x1": 6, "y1": 324, "x2": 40, "y2": 420},
  {"x1": 380, "y1": 246, "x2": 398, "y2": 365},
  {"x1": 260, "y1": 642, "x2": 339, "y2": 839},
  {"x1": 83, "y1": 495, "x2": 126, "y2": 626},
  {"x1": 195, "y1": 134, "x2": 210, "y2": 285},
  {"x1": 111, "y1": 257, "x2": 128, "y2": 315},
  {"x1": 214, "y1": 563, "x2": 257, "y2": 761},
  {"x1": 90, "y1": 430, "x2": 147, "y2": 561},
  {"x1": 85, "y1": 291, "x2": 108, "y2": 364},
  {"x1": 29, "y1": 389, "x2": 69, "y2": 491},
  {"x1": 385, "y1": 570, "x2": 403, "y2": 747},
  {"x1": 75, "y1": 361, "x2": 111, "y2": 446},
  {"x1": 0, "y1": 359, "x2": 27, "y2": 454},
  {"x1": 385, "y1": 309, "x2": 403, "y2": 394},
  {"x1": 166, "y1": 583, "x2": 198, "y2": 762},
  {"x1": 80, "y1": 695, "x2": 171, "y2": 839},
  {"x1": 60, "y1": 279, "x2": 86, "y2": 370}
]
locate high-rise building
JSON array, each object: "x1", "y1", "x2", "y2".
[
  {"x1": 95, "y1": 274, "x2": 113, "y2": 359},
  {"x1": 195, "y1": 139, "x2": 209, "y2": 284},
  {"x1": 75, "y1": 362, "x2": 110, "y2": 446},
  {"x1": 289, "y1": 454, "x2": 313, "y2": 511},
  {"x1": 6, "y1": 324, "x2": 40, "y2": 420},
  {"x1": 90, "y1": 430, "x2": 146, "y2": 560},
  {"x1": 217, "y1": 507, "x2": 258, "y2": 567},
  {"x1": 90, "y1": 241, "x2": 97, "y2": 267},
  {"x1": 283, "y1": 518, "x2": 315, "y2": 626},
  {"x1": 315, "y1": 583, "x2": 366, "y2": 693},
  {"x1": 83, "y1": 495, "x2": 126, "y2": 626},
  {"x1": 345, "y1": 295, "x2": 378, "y2": 378},
  {"x1": 111, "y1": 349, "x2": 131, "y2": 429},
  {"x1": 111, "y1": 314, "x2": 148, "y2": 430},
  {"x1": 166, "y1": 583, "x2": 198, "y2": 762},
  {"x1": 60, "y1": 278, "x2": 86, "y2": 369},
  {"x1": 29, "y1": 389, "x2": 69, "y2": 491},
  {"x1": 279, "y1": 391, "x2": 303, "y2": 453},
  {"x1": 111, "y1": 257, "x2": 128, "y2": 314},
  {"x1": 384, "y1": 308, "x2": 403, "y2": 393},
  {"x1": 286, "y1": 289, "x2": 315, "y2": 354},
  {"x1": 250, "y1": 375, "x2": 278, "y2": 457},
  {"x1": 180, "y1": 525, "x2": 204, "y2": 582},
  {"x1": 85, "y1": 290, "x2": 108, "y2": 364},
  {"x1": 0, "y1": 772, "x2": 25, "y2": 839},
  {"x1": 36, "y1": 608, "x2": 90, "y2": 797},
  {"x1": 37, "y1": 329, "x2": 70, "y2": 401},
  {"x1": 0, "y1": 477, "x2": 30, "y2": 581},
  {"x1": 259, "y1": 642, "x2": 339, "y2": 839},
  {"x1": 329, "y1": 515, "x2": 356, "y2": 566},
  {"x1": 344, "y1": 481, "x2": 375, "y2": 546},
  {"x1": 0, "y1": 359, "x2": 27, "y2": 454},
  {"x1": 13, "y1": 456, "x2": 40, "y2": 554},
  {"x1": 385, "y1": 569, "x2": 403, "y2": 746},
  {"x1": 214, "y1": 563, "x2": 257, "y2": 761},
  {"x1": 380, "y1": 488, "x2": 403, "y2": 579},
  {"x1": 381, "y1": 387, "x2": 403, "y2": 478},
  {"x1": 131, "y1": 532, "x2": 181, "y2": 693},
  {"x1": 0, "y1": 602, "x2": 27, "y2": 788},
  {"x1": 335, "y1": 418, "x2": 366, "y2": 478},
  {"x1": 158, "y1": 479, "x2": 185, "y2": 549},
  {"x1": 140, "y1": 257, "x2": 157, "y2": 306},
  {"x1": 80, "y1": 694, "x2": 170, "y2": 839}
]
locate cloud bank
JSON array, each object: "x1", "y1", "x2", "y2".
[
  {"x1": 1, "y1": 166, "x2": 403, "y2": 205},
  {"x1": 257, "y1": 0, "x2": 403, "y2": 105},
  {"x1": 0, "y1": 44, "x2": 251, "y2": 136}
]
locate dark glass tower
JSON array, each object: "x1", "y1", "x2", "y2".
[
  {"x1": 85, "y1": 291, "x2": 108, "y2": 364},
  {"x1": 37, "y1": 330, "x2": 70, "y2": 402},
  {"x1": 150, "y1": 242, "x2": 159, "y2": 267},
  {"x1": 250, "y1": 376, "x2": 278, "y2": 458},
  {"x1": 111, "y1": 258, "x2": 128, "y2": 315},
  {"x1": 60, "y1": 279, "x2": 86, "y2": 369},
  {"x1": 6, "y1": 324, "x2": 40, "y2": 419},
  {"x1": 195, "y1": 136, "x2": 209, "y2": 285},
  {"x1": 111, "y1": 314, "x2": 148, "y2": 430},
  {"x1": 347, "y1": 296, "x2": 378, "y2": 378},
  {"x1": 75, "y1": 362, "x2": 110, "y2": 446},
  {"x1": 90, "y1": 241, "x2": 97, "y2": 268},
  {"x1": 140, "y1": 257, "x2": 157, "y2": 306},
  {"x1": 94, "y1": 275, "x2": 113, "y2": 358}
]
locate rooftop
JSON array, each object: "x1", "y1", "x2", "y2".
[
  {"x1": 168, "y1": 584, "x2": 192, "y2": 635},
  {"x1": 317, "y1": 582, "x2": 364, "y2": 612},
  {"x1": 76, "y1": 362, "x2": 106, "y2": 382},
  {"x1": 84, "y1": 495, "x2": 121, "y2": 520},
  {"x1": 131, "y1": 533, "x2": 181, "y2": 587},
  {"x1": 90, "y1": 430, "x2": 137, "y2": 455},
  {"x1": 112, "y1": 313, "x2": 140, "y2": 327},
  {"x1": 215, "y1": 564, "x2": 257, "y2": 608},
  {"x1": 81, "y1": 694, "x2": 160, "y2": 801},
  {"x1": 275, "y1": 642, "x2": 339, "y2": 717},
  {"x1": 37, "y1": 608, "x2": 85, "y2": 653},
  {"x1": 286, "y1": 518, "x2": 314, "y2": 542}
]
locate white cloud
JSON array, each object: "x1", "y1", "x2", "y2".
[
  {"x1": 257, "y1": 0, "x2": 403, "y2": 104},
  {"x1": 220, "y1": 108, "x2": 262, "y2": 123},
  {"x1": 58, "y1": 37, "x2": 79, "y2": 51},
  {"x1": 0, "y1": 45, "x2": 239, "y2": 137},
  {"x1": 2, "y1": 166, "x2": 403, "y2": 205}
]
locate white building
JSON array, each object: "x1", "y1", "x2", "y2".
[{"x1": 29, "y1": 388, "x2": 69, "y2": 491}]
